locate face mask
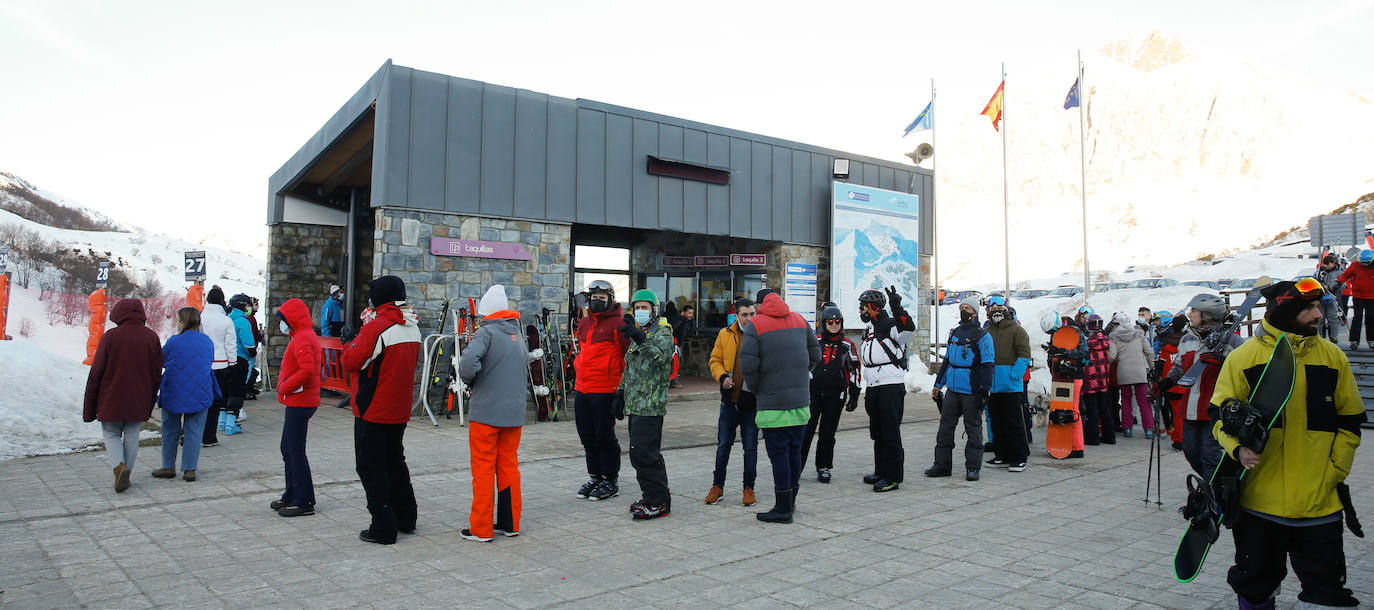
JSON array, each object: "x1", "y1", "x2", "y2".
[
  {"x1": 727, "y1": 314, "x2": 737, "y2": 326},
  {"x1": 589, "y1": 300, "x2": 608, "y2": 314},
  {"x1": 245, "y1": 307, "x2": 253, "y2": 316},
  {"x1": 960, "y1": 310, "x2": 976, "y2": 323},
  {"x1": 990, "y1": 312, "x2": 1005, "y2": 323},
  {"x1": 634, "y1": 310, "x2": 652, "y2": 326},
  {"x1": 859, "y1": 306, "x2": 872, "y2": 323},
  {"x1": 279, "y1": 320, "x2": 291, "y2": 335}
]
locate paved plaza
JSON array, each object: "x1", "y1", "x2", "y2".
[{"x1": 0, "y1": 388, "x2": 1370, "y2": 609}]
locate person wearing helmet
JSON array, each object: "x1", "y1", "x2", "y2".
[
  {"x1": 1315, "y1": 253, "x2": 1347, "y2": 342},
  {"x1": 1109, "y1": 311, "x2": 1156, "y2": 439},
  {"x1": 617, "y1": 289, "x2": 675, "y2": 520},
  {"x1": 740, "y1": 289, "x2": 821, "y2": 522},
  {"x1": 220, "y1": 294, "x2": 257, "y2": 436},
  {"x1": 801, "y1": 306, "x2": 860, "y2": 484},
  {"x1": 705, "y1": 298, "x2": 760, "y2": 507},
  {"x1": 572, "y1": 280, "x2": 632, "y2": 502},
  {"x1": 858, "y1": 286, "x2": 917, "y2": 490},
  {"x1": 1150, "y1": 310, "x2": 1175, "y2": 354},
  {"x1": 1073, "y1": 305, "x2": 1094, "y2": 329},
  {"x1": 983, "y1": 296, "x2": 1032, "y2": 470},
  {"x1": 1155, "y1": 293, "x2": 1243, "y2": 476},
  {"x1": 1210, "y1": 280, "x2": 1364, "y2": 609},
  {"x1": 1337, "y1": 250, "x2": 1374, "y2": 349},
  {"x1": 1081, "y1": 313, "x2": 1115, "y2": 445},
  {"x1": 930, "y1": 299, "x2": 995, "y2": 480}
]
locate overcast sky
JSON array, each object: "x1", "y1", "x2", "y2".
[{"x1": 1, "y1": 0, "x2": 1370, "y2": 256}]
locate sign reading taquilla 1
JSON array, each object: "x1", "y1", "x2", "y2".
[{"x1": 430, "y1": 237, "x2": 532, "y2": 261}]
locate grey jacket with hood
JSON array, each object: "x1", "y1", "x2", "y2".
[{"x1": 458, "y1": 315, "x2": 529, "y2": 427}]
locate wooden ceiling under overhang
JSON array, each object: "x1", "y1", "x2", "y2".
[{"x1": 287, "y1": 108, "x2": 375, "y2": 210}]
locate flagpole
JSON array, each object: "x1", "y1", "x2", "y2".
[
  {"x1": 1001, "y1": 63, "x2": 1010, "y2": 298},
  {"x1": 931, "y1": 78, "x2": 939, "y2": 352},
  {"x1": 1079, "y1": 49, "x2": 1091, "y2": 302}
]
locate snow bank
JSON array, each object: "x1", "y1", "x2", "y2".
[{"x1": 0, "y1": 339, "x2": 157, "y2": 460}]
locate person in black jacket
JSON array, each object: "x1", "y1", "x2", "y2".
[{"x1": 802, "y1": 307, "x2": 859, "y2": 483}]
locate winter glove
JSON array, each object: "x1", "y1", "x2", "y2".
[
  {"x1": 619, "y1": 315, "x2": 647, "y2": 345},
  {"x1": 612, "y1": 389, "x2": 625, "y2": 420},
  {"x1": 246, "y1": 346, "x2": 257, "y2": 358},
  {"x1": 1157, "y1": 377, "x2": 1177, "y2": 392},
  {"x1": 976, "y1": 394, "x2": 989, "y2": 409},
  {"x1": 845, "y1": 389, "x2": 859, "y2": 412},
  {"x1": 884, "y1": 285, "x2": 903, "y2": 311},
  {"x1": 340, "y1": 324, "x2": 359, "y2": 344},
  {"x1": 1199, "y1": 352, "x2": 1224, "y2": 366}
]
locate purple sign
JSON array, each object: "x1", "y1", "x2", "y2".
[
  {"x1": 430, "y1": 237, "x2": 531, "y2": 261},
  {"x1": 694, "y1": 255, "x2": 728, "y2": 267},
  {"x1": 662, "y1": 256, "x2": 694, "y2": 266},
  {"x1": 730, "y1": 254, "x2": 766, "y2": 266}
]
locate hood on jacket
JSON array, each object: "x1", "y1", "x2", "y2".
[
  {"x1": 110, "y1": 298, "x2": 147, "y2": 326},
  {"x1": 367, "y1": 275, "x2": 406, "y2": 305},
  {"x1": 276, "y1": 298, "x2": 313, "y2": 333},
  {"x1": 1109, "y1": 325, "x2": 1139, "y2": 343},
  {"x1": 756, "y1": 292, "x2": 791, "y2": 318}
]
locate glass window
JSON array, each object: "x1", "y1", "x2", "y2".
[
  {"x1": 574, "y1": 245, "x2": 629, "y2": 271},
  {"x1": 736, "y1": 273, "x2": 765, "y2": 303},
  {"x1": 668, "y1": 275, "x2": 696, "y2": 314},
  {"x1": 699, "y1": 271, "x2": 732, "y2": 329}
]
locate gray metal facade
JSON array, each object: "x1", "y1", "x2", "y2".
[{"x1": 269, "y1": 61, "x2": 934, "y2": 251}]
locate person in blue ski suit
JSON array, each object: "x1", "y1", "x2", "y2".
[{"x1": 929, "y1": 300, "x2": 995, "y2": 480}]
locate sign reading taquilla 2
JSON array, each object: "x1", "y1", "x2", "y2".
[{"x1": 430, "y1": 238, "x2": 532, "y2": 261}]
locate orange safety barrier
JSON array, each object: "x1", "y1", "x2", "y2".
[
  {"x1": 83, "y1": 288, "x2": 107, "y2": 365},
  {"x1": 0, "y1": 274, "x2": 9, "y2": 340},
  {"x1": 318, "y1": 337, "x2": 351, "y2": 393}
]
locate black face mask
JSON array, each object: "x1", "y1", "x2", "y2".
[
  {"x1": 589, "y1": 300, "x2": 608, "y2": 314},
  {"x1": 859, "y1": 308, "x2": 871, "y2": 323},
  {"x1": 960, "y1": 310, "x2": 976, "y2": 324}
]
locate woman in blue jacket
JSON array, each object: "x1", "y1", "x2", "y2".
[{"x1": 152, "y1": 307, "x2": 220, "y2": 481}]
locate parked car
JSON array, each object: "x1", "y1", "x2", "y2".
[
  {"x1": 1126, "y1": 278, "x2": 1179, "y2": 290},
  {"x1": 941, "y1": 290, "x2": 984, "y2": 305},
  {"x1": 1011, "y1": 289, "x2": 1050, "y2": 300},
  {"x1": 1182, "y1": 280, "x2": 1223, "y2": 290},
  {"x1": 1093, "y1": 282, "x2": 1128, "y2": 292},
  {"x1": 1227, "y1": 278, "x2": 1260, "y2": 291},
  {"x1": 981, "y1": 292, "x2": 1006, "y2": 305},
  {"x1": 1291, "y1": 274, "x2": 1314, "y2": 282},
  {"x1": 1047, "y1": 285, "x2": 1083, "y2": 297},
  {"x1": 1217, "y1": 278, "x2": 1237, "y2": 289}
]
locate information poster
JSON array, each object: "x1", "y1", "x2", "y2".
[
  {"x1": 831, "y1": 182, "x2": 920, "y2": 330},
  {"x1": 784, "y1": 263, "x2": 818, "y2": 325}
]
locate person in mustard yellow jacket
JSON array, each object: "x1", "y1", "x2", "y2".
[{"x1": 1210, "y1": 280, "x2": 1365, "y2": 609}]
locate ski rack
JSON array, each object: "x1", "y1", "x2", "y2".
[{"x1": 418, "y1": 307, "x2": 465, "y2": 427}]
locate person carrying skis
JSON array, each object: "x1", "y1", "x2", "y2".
[
  {"x1": 983, "y1": 296, "x2": 1032, "y2": 470},
  {"x1": 801, "y1": 306, "x2": 859, "y2": 484},
  {"x1": 1211, "y1": 279, "x2": 1364, "y2": 608},
  {"x1": 1158, "y1": 294, "x2": 1243, "y2": 477},
  {"x1": 930, "y1": 300, "x2": 995, "y2": 480},
  {"x1": 617, "y1": 289, "x2": 676, "y2": 520},
  {"x1": 1336, "y1": 249, "x2": 1374, "y2": 349},
  {"x1": 859, "y1": 286, "x2": 916, "y2": 491},
  {"x1": 341, "y1": 276, "x2": 421, "y2": 543},
  {"x1": 1081, "y1": 313, "x2": 1115, "y2": 445},
  {"x1": 740, "y1": 289, "x2": 821, "y2": 523},
  {"x1": 1109, "y1": 312, "x2": 1157, "y2": 439},
  {"x1": 1315, "y1": 253, "x2": 1346, "y2": 342},
  {"x1": 705, "y1": 297, "x2": 759, "y2": 506},
  {"x1": 457, "y1": 285, "x2": 527, "y2": 542},
  {"x1": 572, "y1": 280, "x2": 631, "y2": 501}
]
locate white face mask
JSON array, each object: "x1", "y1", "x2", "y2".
[{"x1": 279, "y1": 320, "x2": 291, "y2": 336}]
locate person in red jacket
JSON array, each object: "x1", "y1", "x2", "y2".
[
  {"x1": 341, "y1": 275, "x2": 421, "y2": 545},
  {"x1": 272, "y1": 297, "x2": 321, "y2": 517},
  {"x1": 1081, "y1": 314, "x2": 1114, "y2": 445},
  {"x1": 83, "y1": 299, "x2": 162, "y2": 493},
  {"x1": 1337, "y1": 250, "x2": 1374, "y2": 349},
  {"x1": 572, "y1": 280, "x2": 631, "y2": 501}
]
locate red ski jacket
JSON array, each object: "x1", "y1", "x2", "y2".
[
  {"x1": 1337, "y1": 263, "x2": 1374, "y2": 299},
  {"x1": 574, "y1": 304, "x2": 630, "y2": 394},
  {"x1": 276, "y1": 298, "x2": 321, "y2": 408},
  {"x1": 342, "y1": 302, "x2": 421, "y2": 424},
  {"x1": 1084, "y1": 332, "x2": 1111, "y2": 394}
]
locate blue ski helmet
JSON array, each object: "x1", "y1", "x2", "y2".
[
  {"x1": 1157, "y1": 310, "x2": 1173, "y2": 327},
  {"x1": 1360, "y1": 250, "x2": 1374, "y2": 266}
]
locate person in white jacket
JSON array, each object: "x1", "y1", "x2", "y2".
[
  {"x1": 856, "y1": 287, "x2": 915, "y2": 492},
  {"x1": 199, "y1": 287, "x2": 239, "y2": 447}
]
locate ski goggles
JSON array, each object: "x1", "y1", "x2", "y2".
[
  {"x1": 1078, "y1": 305, "x2": 1094, "y2": 314},
  {"x1": 985, "y1": 295, "x2": 1007, "y2": 307},
  {"x1": 1294, "y1": 277, "x2": 1325, "y2": 299}
]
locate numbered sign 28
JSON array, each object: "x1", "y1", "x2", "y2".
[
  {"x1": 184, "y1": 250, "x2": 206, "y2": 282},
  {"x1": 96, "y1": 261, "x2": 111, "y2": 289}
]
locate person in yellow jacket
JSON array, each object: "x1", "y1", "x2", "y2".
[
  {"x1": 703, "y1": 298, "x2": 759, "y2": 507},
  {"x1": 1210, "y1": 280, "x2": 1365, "y2": 609}
]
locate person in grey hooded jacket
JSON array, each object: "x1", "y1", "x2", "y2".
[{"x1": 457, "y1": 285, "x2": 529, "y2": 542}]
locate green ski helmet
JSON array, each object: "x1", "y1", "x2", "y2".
[{"x1": 629, "y1": 289, "x2": 659, "y2": 309}]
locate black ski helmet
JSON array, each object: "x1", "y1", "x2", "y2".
[
  {"x1": 820, "y1": 306, "x2": 843, "y2": 324},
  {"x1": 229, "y1": 293, "x2": 252, "y2": 312},
  {"x1": 858, "y1": 289, "x2": 885, "y2": 309},
  {"x1": 587, "y1": 279, "x2": 615, "y2": 301}
]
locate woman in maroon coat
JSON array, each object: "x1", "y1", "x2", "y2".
[{"x1": 83, "y1": 299, "x2": 163, "y2": 493}]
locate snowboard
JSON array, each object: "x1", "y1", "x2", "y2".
[
  {"x1": 1176, "y1": 287, "x2": 1263, "y2": 388},
  {"x1": 1172, "y1": 332, "x2": 1295, "y2": 583},
  {"x1": 526, "y1": 324, "x2": 552, "y2": 422},
  {"x1": 1046, "y1": 379, "x2": 1082, "y2": 459}
]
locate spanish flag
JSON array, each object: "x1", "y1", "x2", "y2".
[{"x1": 981, "y1": 81, "x2": 1005, "y2": 132}]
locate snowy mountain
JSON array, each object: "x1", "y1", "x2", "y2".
[{"x1": 925, "y1": 31, "x2": 1374, "y2": 286}]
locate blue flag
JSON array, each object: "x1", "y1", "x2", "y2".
[
  {"x1": 902, "y1": 101, "x2": 933, "y2": 137},
  {"x1": 1063, "y1": 78, "x2": 1080, "y2": 110}
]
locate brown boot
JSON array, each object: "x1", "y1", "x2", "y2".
[
  {"x1": 113, "y1": 463, "x2": 131, "y2": 493},
  {"x1": 150, "y1": 468, "x2": 176, "y2": 478},
  {"x1": 704, "y1": 486, "x2": 724, "y2": 505},
  {"x1": 742, "y1": 488, "x2": 756, "y2": 506},
  {"x1": 182, "y1": 470, "x2": 196, "y2": 482}
]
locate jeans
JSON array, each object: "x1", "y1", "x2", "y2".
[
  {"x1": 865, "y1": 384, "x2": 906, "y2": 483},
  {"x1": 1182, "y1": 419, "x2": 1223, "y2": 477},
  {"x1": 988, "y1": 392, "x2": 1028, "y2": 463},
  {"x1": 161, "y1": 409, "x2": 207, "y2": 471},
  {"x1": 762, "y1": 426, "x2": 805, "y2": 492},
  {"x1": 934, "y1": 391, "x2": 984, "y2": 473},
  {"x1": 279, "y1": 407, "x2": 316, "y2": 508},
  {"x1": 101, "y1": 421, "x2": 141, "y2": 469},
  {"x1": 712, "y1": 397, "x2": 758, "y2": 489},
  {"x1": 574, "y1": 392, "x2": 621, "y2": 479},
  {"x1": 628, "y1": 415, "x2": 669, "y2": 506},
  {"x1": 356, "y1": 419, "x2": 417, "y2": 542},
  {"x1": 802, "y1": 393, "x2": 844, "y2": 471}
]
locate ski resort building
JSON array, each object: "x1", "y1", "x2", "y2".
[{"x1": 265, "y1": 60, "x2": 934, "y2": 380}]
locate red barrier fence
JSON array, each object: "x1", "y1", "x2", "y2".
[{"x1": 318, "y1": 337, "x2": 351, "y2": 393}]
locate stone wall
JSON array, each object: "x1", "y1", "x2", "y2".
[{"x1": 264, "y1": 222, "x2": 346, "y2": 371}]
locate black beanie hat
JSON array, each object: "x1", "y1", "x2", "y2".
[
  {"x1": 756, "y1": 288, "x2": 777, "y2": 303},
  {"x1": 206, "y1": 286, "x2": 225, "y2": 305},
  {"x1": 367, "y1": 275, "x2": 406, "y2": 304},
  {"x1": 1262, "y1": 281, "x2": 1320, "y2": 336}
]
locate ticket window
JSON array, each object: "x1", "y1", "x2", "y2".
[{"x1": 700, "y1": 272, "x2": 732, "y2": 329}]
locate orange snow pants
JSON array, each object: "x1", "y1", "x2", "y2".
[{"x1": 468, "y1": 421, "x2": 522, "y2": 538}]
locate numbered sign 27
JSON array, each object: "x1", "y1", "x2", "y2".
[{"x1": 184, "y1": 251, "x2": 206, "y2": 282}]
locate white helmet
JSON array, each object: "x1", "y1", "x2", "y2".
[{"x1": 1039, "y1": 310, "x2": 1062, "y2": 333}]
